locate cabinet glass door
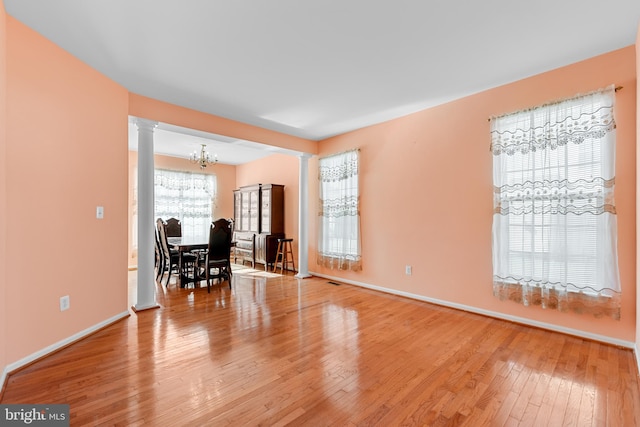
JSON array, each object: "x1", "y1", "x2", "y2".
[
  {"x1": 241, "y1": 192, "x2": 250, "y2": 231},
  {"x1": 261, "y1": 188, "x2": 271, "y2": 233},
  {"x1": 249, "y1": 190, "x2": 259, "y2": 232},
  {"x1": 234, "y1": 192, "x2": 242, "y2": 230}
]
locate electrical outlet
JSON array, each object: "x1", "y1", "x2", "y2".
[
  {"x1": 405, "y1": 265, "x2": 412, "y2": 275},
  {"x1": 60, "y1": 295, "x2": 70, "y2": 311}
]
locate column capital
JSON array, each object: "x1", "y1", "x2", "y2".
[
  {"x1": 298, "y1": 152, "x2": 314, "y2": 160},
  {"x1": 134, "y1": 118, "x2": 158, "y2": 132}
]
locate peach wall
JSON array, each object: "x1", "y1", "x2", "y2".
[
  {"x1": 236, "y1": 154, "x2": 301, "y2": 260},
  {"x1": 4, "y1": 16, "x2": 129, "y2": 363},
  {"x1": 311, "y1": 46, "x2": 637, "y2": 343},
  {"x1": 129, "y1": 94, "x2": 318, "y2": 155},
  {"x1": 636, "y1": 25, "x2": 640, "y2": 360},
  {"x1": 127, "y1": 151, "x2": 236, "y2": 267},
  {"x1": 0, "y1": 0, "x2": 8, "y2": 379}
]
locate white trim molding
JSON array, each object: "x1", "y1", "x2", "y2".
[
  {"x1": 635, "y1": 344, "x2": 640, "y2": 381},
  {"x1": 1, "y1": 311, "x2": 130, "y2": 392},
  {"x1": 295, "y1": 153, "x2": 313, "y2": 279},
  {"x1": 310, "y1": 271, "x2": 636, "y2": 349}
]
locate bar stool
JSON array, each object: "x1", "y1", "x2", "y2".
[{"x1": 273, "y1": 238, "x2": 295, "y2": 274}]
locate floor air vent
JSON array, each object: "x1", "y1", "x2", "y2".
[{"x1": 328, "y1": 281, "x2": 341, "y2": 286}]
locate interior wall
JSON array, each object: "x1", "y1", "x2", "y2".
[
  {"x1": 636, "y1": 23, "x2": 640, "y2": 366},
  {"x1": 0, "y1": 0, "x2": 8, "y2": 382},
  {"x1": 311, "y1": 46, "x2": 637, "y2": 344},
  {"x1": 4, "y1": 15, "x2": 130, "y2": 363},
  {"x1": 127, "y1": 151, "x2": 236, "y2": 267},
  {"x1": 236, "y1": 154, "x2": 301, "y2": 260}
]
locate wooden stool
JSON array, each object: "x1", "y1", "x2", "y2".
[{"x1": 273, "y1": 238, "x2": 295, "y2": 274}]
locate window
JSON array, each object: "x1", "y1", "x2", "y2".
[
  {"x1": 154, "y1": 169, "x2": 217, "y2": 239},
  {"x1": 490, "y1": 85, "x2": 620, "y2": 319},
  {"x1": 317, "y1": 149, "x2": 362, "y2": 271}
]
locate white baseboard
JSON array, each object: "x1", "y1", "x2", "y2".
[
  {"x1": 1, "y1": 310, "x2": 130, "y2": 393},
  {"x1": 310, "y1": 271, "x2": 636, "y2": 349},
  {"x1": 635, "y1": 344, "x2": 640, "y2": 380}
]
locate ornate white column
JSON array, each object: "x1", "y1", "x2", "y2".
[
  {"x1": 296, "y1": 153, "x2": 312, "y2": 278},
  {"x1": 134, "y1": 118, "x2": 160, "y2": 311}
]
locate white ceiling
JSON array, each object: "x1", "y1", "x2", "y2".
[{"x1": 6, "y1": 1, "x2": 640, "y2": 163}]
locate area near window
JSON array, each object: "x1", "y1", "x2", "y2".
[
  {"x1": 154, "y1": 169, "x2": 217, "y2": 239},
  {"x1": 490, "y1": 85, "x2": 620, "y2": 319},
  {"x1": 317, "y1": 149, "x2": 362, "y2": 271},
  {"x1": 132, "y1": 168, "x2": 217, "y2": 253}
]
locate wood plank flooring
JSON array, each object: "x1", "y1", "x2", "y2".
[{"x1": 2, "y1": 268, "x2": 639, "y2": 426}]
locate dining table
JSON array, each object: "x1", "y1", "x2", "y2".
[
  {"x1": 168, "y1": 235, "x2": 236, "y2": 288},
  {"x1": 167, "y1": 235, "x2": 208, "y2": 288}
]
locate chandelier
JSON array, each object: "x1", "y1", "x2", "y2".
[{"x1": 190, "y1": 144, "x2": 218, "y2": 169}]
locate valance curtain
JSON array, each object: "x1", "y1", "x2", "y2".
[
  {"x1": 317, "y1": 149, "x2": 362, "y2": 271},
  {"x1": 154, "y1": 169, "x2": 217, "y2": 239},
  {"x1": 490, "y1": 85, "x2": 621, "y2": 319}
]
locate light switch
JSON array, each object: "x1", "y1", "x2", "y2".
[
  {"x1": 96, "y1": 206, "x2": 104, "y2": 219},
  {"x1": 60, "y1": 295, "x2": 70, "y2": 311}
]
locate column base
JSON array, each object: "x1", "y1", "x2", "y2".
[{"x1": 131, "y1": 303, "x2": 161, "y2": 313}]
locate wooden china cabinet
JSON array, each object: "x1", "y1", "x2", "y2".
[{"x1": 233, "y1": 184, "x2": 284, "y2": 270}]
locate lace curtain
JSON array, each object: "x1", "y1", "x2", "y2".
[
  {"x1": 154, "y1": 169, "x2": 217, "y2": 239},
  {"x1": 490, "y1": 85, "x2": 620, "y2": 319},
  {"x1": 317, "y1": 149, "x2": 362, "y2": 271}
]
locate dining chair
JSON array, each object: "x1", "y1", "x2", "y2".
[
  {"x1": 165, "y1": 217, "x2": 182, "y2": 238},
  {"x1": 157, "y1": 218, "x2": 181, "y2": 286},
  {"x1": 194, "y1": 218, "x2": 233, "y2": 293},
  {"x1": 154, "y1": 226, "x2": 164, "y2": 280}
]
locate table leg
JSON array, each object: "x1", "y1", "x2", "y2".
[{"x1": 178, "y1": 250, "x2": 186, "y2": 288}]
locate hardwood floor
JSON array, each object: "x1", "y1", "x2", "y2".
[{"x1": 2, "y1": 268, "x2": 640, "y2": 426}]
